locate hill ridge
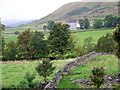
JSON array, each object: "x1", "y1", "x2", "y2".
[{"x1": 20, "y1": 2, "x2": 118, "y2": 27}]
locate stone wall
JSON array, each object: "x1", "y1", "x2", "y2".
[{"x1": 44, "y1": 51, "x2": 113, "y2": 89}]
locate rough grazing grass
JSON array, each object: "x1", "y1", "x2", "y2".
[
  {"x1": 2, "y1": 59, "x2": 74, "y2": 88},
  {"x1": 2, "y1": 27, "x2": 116, "y2": 88},
  {"x1": 58, "y1": 55, "x2": 118, "y2": 88},
  {"x1": 3, "y1": 28, "x2": 114, "y2": 44},
  {"x1": 3, "y1": 34, "x2": 18, "y2": 43},
  {"x1": 57, "y1": 76, "x2": 80, "y2": 88},
  {"x1": 71, "y1": 28, "x2": 114, "y2": 45},
  {"x1": 3, "y1": 27, "x2": 46, "y2": 43}
]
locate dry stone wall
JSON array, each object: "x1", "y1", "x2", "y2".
[{"x1": 44, "y1": 51, "x2": 113, "y2": 89}]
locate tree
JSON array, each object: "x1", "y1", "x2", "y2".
[
  {"x1": 93, "y1": 19, "x2": 103, "y2": 28},
  {"x1": 1, "y1": 37, "x2": 5, "y2": 60},
  {"x1": 83, "y1": 36, "x2": 95, "y2": 53},
  {"x1": 78, "y1": 18, "x2": 90, "y2": 29},
  {"x1": 116, "y1": 16, "x2": 120, "y2": 25},
  {"x1": 84, "y1": 18, "x2": 90, "y2": 29},
  {"x1": 90, "y1": 67, "x2": 105, "y2": 88},
  {"x1": 0, "y1": 23, "x2": 5, "y2": 31},
  {"x1": 113, "y1": 25, "x2": 120, "y2": 58},
  {"x1": 96, "y1": 33, "x2": 115, "y2": 52},
  {"x1": 0, "y1": 23, "x2": 5, "y2": 38},
  {"x1": 2, "y1": 37, "x2": 5, "y2": 50},
  {"x1": 47, "y1": 21, "x2": 55, "y2": 30},
  {"x1": 79, "y1": 19, "x2": 84, "y2": 29},
  {"x1": 43, "y1": 25, "x2": 47, "y2": 30},
  {"x1": 14, "y1": 31, "x2": 19, "y2": 35},
  {"x1": 104, "y1": 15, "x2": 116, "y2": 27},
  {"x1": 3, "y1": 41, "x2": 18, "y2": 60},
  {"x1": 17, "y1": 29, "x2": 34, "y2": 60},
  {"x1": 36, "y1": 60, "x2": 55, "y2": 83},
  {"x1": 0, "y1": 23, "x2": 5, "y2": 57},
  {"x1": 48, "y1": 22, "x2": 74, "y2": 59},
  {"x1": 31, "y1": 31, "x2": 49, "y2": 59}
]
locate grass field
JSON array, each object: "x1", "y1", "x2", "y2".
[
  {"x1": 2, "y1": 59, "x2": 74, "y2": 88},
  {"x1": 71, "y1": 28, "x2": 114, "y2": 45},
  {"x1": 58, "y1": 55, "x2": 118, "y2": 88},
  {"x1": 3, "y1": 27, "x2": 114, "y2": 44},
  {"x1": 3, "y1": 34, "x2": 18, "y2": 43},
  {"x1": 2, "y1": 27, "x2": 117, "y2": 88}
]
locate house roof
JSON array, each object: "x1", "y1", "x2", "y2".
[{"x1": 67, "y1": 19, "x2": 76, "y2": 23}]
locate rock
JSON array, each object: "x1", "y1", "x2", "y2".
[
  {"x1": 86, "y1": 81, "x2": 90, "y2": 85},
  {"x1": 70, "y1": 78, "x2": 74, "y2": 81},
  {"x1": 108, "y1": 76, "x2": 112, "y2": 81},
  {"x1": 116, "y1": 79, "x2": 120, "y2": 83}
]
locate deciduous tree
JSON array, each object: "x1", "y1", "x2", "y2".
[
  {"x1": 93, "y1": 19, "x2": 103, "y2": 28},
  {"x1": 36, "y1": 60, "x2": 55, "y2": 83},
  {"x1": 17, "y1": 29, "x2": 34, "y2": 60},
  {"x1": 3, "y1": 41, "x2": 18, "y2": 60},
  {"x1": 83, "y1": 36, "x2": 95, "y2": 53},
  {"x1": 113, "y1": 25, "x2": 120, "y2": 58},
  {"x1": 96, "y1": 33, "x2": 115, "y2": 52},
  {"x1": 104, "y1": 15, "x2": 117, "y2": 27},
  {"x1": 79, "y1": 19, "x2": 84, "y2": 29},
  {"x1": 31, "y1": 31, "x2": 48, "y2": 59},
  {"x1": 48, "y1": 22, "x2": 74, "y2": 59},
  {"x1": 47, "y1": 21, "x2": 55, "y2": 30},
  {"x1": 84, "y1": 18, "x2": 90, "y2": 29}
]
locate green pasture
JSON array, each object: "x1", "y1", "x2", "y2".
[
  {"x1": 5, "y1": 27, "x2": 41, "y2": 33},
  {"x1": 58, "y1": 55, "x2": 118, "y2": 88},
  {"x1": 3, "y1": 34, "x2": 18, "y2": 43},
  {"x1": 2, "y1": 27, "x2": 117, "y2": 88},
  {"x1": 3, "y1": 27, "x2": 114, "y2": 45},
  {"x1": 3, "y1": 27, "x2": 49, "y2": 43},
  {"x1": 71, "y1": 28, "x2": 114, "y2": 45},
  {"x1": 2, "y1": 59, "x2": 74, "y2": 88}
]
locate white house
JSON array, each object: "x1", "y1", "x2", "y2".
[{"x1": 66, "y1": 19, "x2": 80, "y2": 30}]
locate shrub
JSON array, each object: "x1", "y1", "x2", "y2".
[
  {"x1": 19, "y1": 71, "x2": 37, "y2": 88},
  {"x1": 14, "y1": 31, "x2": 19, "y2": 35},
  {"x1": 83, "y1": 36, "x2": 95, "y2": 53},
  {"x1": 96, "y1": 33, "x2": 115, "y2": 52},
  {"x1": 64, "y1": 51, "x2": 77, "y2": 59},
  {"x1": 2, "y1": 41, "x2": 18, "y2": 61},
  {"x1": 90, "y1": 67, "x2": 105, "y2": 88},
  {"x1": 74, "y1": 45, "x2": 86, "y2": 57}
]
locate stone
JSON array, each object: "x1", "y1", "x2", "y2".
[{"x1": 108, "y1": 76, "x2": 112, "y2": 81}]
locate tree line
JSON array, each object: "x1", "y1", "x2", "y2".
[
  {"x1": 78, "y1": 15, "x2": 120, "y2": 29},
  {"x1": 43, "y1": 15, "x2": 120, "y2": 30},
  {"x1": 2, "y1": 20, "x2": 119, "y2": 61},
  {"x1": 2, "y1": 23, "x2": 74, "y2": 61}
]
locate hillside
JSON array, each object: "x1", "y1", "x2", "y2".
[
  {"x1": 3, "y1": 20, "x2": 35, "y2": 27},
  {"x1": 20, "y1": 2, "x2": 118, "y2": 28}
]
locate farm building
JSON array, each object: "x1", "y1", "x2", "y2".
[{"x1": 66, "y1": 19, "x2": 80, "y2": 30}]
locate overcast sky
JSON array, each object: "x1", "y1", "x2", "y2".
[
  {"x1": 0, "y1": 0, "x2": 119, "y2": 22},
  {"x1": 0, "y1": 0, "x2": 82, "y2": 21}
]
